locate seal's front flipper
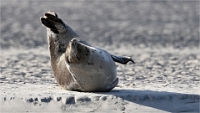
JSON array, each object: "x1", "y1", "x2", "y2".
[
  {"x1": 111, "y1": 54, "x2": 135, "y2": 64},
  {"x1": 40, "y1": 11, "x2": 66, "y2": 34}
]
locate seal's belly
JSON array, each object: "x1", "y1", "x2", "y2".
[{"x1": 69, "y1": 49, "x2": 117, "y2": 91}]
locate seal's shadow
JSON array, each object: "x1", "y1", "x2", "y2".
[{"x1": 97, "y1": 89, "x2": 200, "y2": 112}]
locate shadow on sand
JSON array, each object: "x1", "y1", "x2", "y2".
[{"x1": 98, "y1": 89, "x2": 200, "y2": 112}]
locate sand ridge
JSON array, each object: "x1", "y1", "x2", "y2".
[{"x1": 1, "y1": 84, "x2": 199, "y2": 113}]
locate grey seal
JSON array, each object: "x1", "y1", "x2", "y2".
[{"x1": 40, "y1": 11, "x2": 135, "y2": 92}]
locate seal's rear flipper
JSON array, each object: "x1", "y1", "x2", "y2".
[{"x1": 111, "y1": 54, "x2": 135, "y2": 64}]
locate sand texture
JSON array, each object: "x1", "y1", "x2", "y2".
[{"x1": 1, "y1": 1, "x2": 200, "y2": 113}]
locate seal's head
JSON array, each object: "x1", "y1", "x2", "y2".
[{"x1": 65, "y1": 38, "x2": 90, "y2": 64}]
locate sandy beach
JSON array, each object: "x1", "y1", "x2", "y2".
[{"x1": 1, "y1": 1, "x2": 199, "y2": 112}]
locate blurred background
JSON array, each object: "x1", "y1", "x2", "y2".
[{"x1": 1, "y1": 0, "x2": 199, "y2": 50}]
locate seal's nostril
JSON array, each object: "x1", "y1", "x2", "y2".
[{"x1": 71, "y1": 38, "x2": 77, "y2": 43}]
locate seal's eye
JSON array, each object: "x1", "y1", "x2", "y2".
[{"x1": 76, "y1": 55, "x2": 80, "y2": 61}]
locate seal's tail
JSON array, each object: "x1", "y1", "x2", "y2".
[{"x1": 40, "y1": 11, "x2": 66, "y2": 34}]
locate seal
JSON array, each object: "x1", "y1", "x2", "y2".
[{"x1": 40, "y1": 11, "x2": 135, "y2": 92}]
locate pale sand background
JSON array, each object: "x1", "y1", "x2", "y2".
[{"x1": 1, "y1": 1, "x2": 200, "y2": 113}]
